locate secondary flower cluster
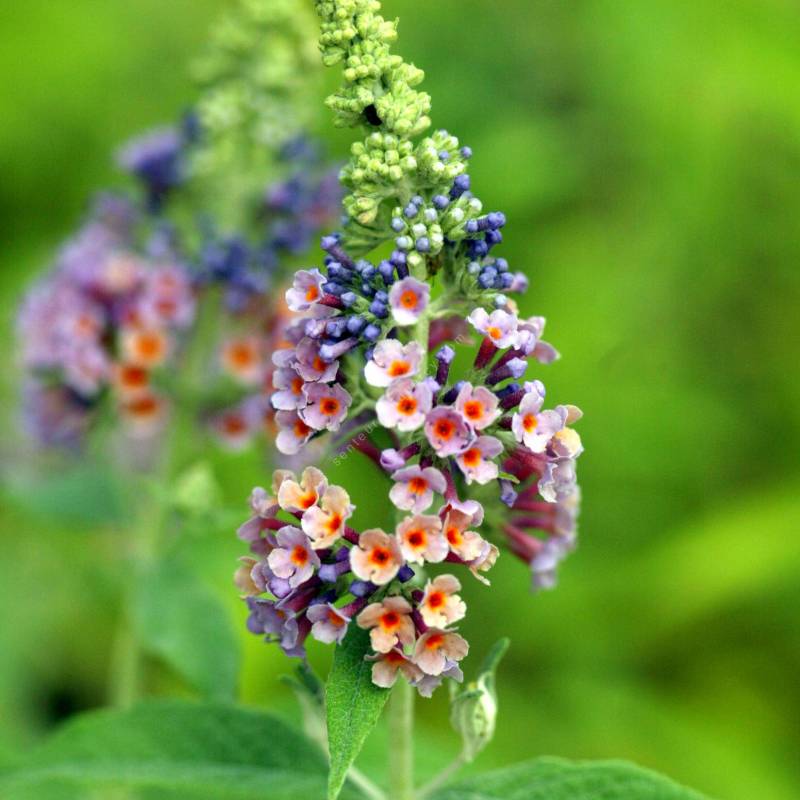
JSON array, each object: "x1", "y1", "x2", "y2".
[
  {"x1": 236, "y1": 467, "x2": 498, "y2": 694},
  {"x1": 17, "y1": 196, "x2": 195, "y2": 446}
]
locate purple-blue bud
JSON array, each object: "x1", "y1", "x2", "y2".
[
  {"x1": 363, "y1": 324, "x2": 381, "y2": 342},
  {"x1": 346, "y1": 315, "x2": 366, "y2": 334},
  {"x1": 378, "y1": 260, "x2": 395, "y2": 283},
  {"x1": 460, "y1": 146, "x2": 472, "y2": 158},
  {"x1": 319, "y1": 560, "x2": 351, "y2": 583},
  {"x1": 369, "y1": 300, "x2": 388, "y2": 318},
  {"x1": 397, "y1": 565, "x2": 415, "y2": 582},
  {"x1": 432, "y1": 194, "x2": 449, "y2": 210},
  {"x1": 350, "y1": 580, "x2": 377, "y2": 598},
  {"x1": 499, "y1": 479, "x2": 518, "y2": 508},
  {"x1": 341, "y1": 291, "x2": 357, "y2": 307},
  {"x1": 391, "y1": 217, "x2": 406, "y2": 232},
  {"x1": 374, "y1": 289, "x2": 388, "y2": 303},
  {"x1": 416, "y1": 237, "x2": 431, "y2": 253},
  {"x1": 436, "y1": 345, "x2": 456, "y2": 365}
]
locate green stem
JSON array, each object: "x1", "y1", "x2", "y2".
[
  {"x1": 388, "y1": 678, "x2": 415, "y2": 800},
  {"x1": 416, "y1": 754, "x2": 466, "y2": 799},
  {"x1": 347, "y1": 767, "x2": 387, "y2": 800}
]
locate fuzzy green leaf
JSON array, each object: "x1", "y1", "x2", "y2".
[
  {"x1": 0, "y1": 701, "x2": 365, "y2": 799},
  {"x1": 133, "y1": 558, "x2": 240, "y2": 700},
  {"x1": 430, "y1": 757, "x2": 710, "y2": 800},
  {"x1": 326, "y1": 625, "x2": 390, "y2": 800}
]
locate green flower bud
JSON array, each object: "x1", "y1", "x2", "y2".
[{"x1": 449, "y1": 638, "x2": 509, "y2": 762}]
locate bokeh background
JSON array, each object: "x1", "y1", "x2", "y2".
[{"x1": 1, "y1": 1, "x2": 799, "y2": 798}]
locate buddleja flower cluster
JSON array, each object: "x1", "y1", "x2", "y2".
[
  {"x1": 16, "y1": 0, "x2": 340, "y2": 452},
  {"x1": 237, "y1": 467, "x2": 495, "y2": 695},
  {"x1": 17, "y1": 196, "x2": 195, "y2": 446},
  {"x1": 234, "y1": 0, "x2": 585, "y2": 694}
]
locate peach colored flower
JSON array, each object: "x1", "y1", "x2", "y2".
[
  {"x1": 277, "y1": 467, "x2": 328, "y2": 513},
  {"x1": 350, "y1": 529, "x2": 404, "y2": 585},
  {"x1": 356, "y1": 596, "x2": 415, "y2": 653},
  {"x1": 367, "y1": 649, "x2": 424, "y2": 689},
  {"x1": 414, "y1": 629, "x2": 469, "y2": 676},
  {"x1": 301, "y1": 485, "x2": 354, "y2": 549},
  {"x1": 419, "y1": 575, "x2": 466, "y2": 628},
  {"x1": 396, "y1": 514, "x2": 447, "y2": 565}
]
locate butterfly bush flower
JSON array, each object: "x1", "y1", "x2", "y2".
[
  {"x1": 234, "y1": 467, "x2": 496, "y2": 690},
  {"x1": 243, "y1": 0, "x2": 586, "y2": 693}
]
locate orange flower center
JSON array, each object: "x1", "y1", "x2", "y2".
[
  {"x1": 293, "y1": 419, "x2": 312, "y2": 437},
  {"x1": 222, "y1": 414, "x2": 247, "y2": 435},
  {"x1": 408, "y1": 477, "x2": 428, "y2": 495},
  {"x1": 427, "y1": 591, "x2": 445, "y2": 609},
  {"x1": 305, "y1": 285, "x2": 320, "y2": 302},
  {"x1": 380, "y1": 611, "x2": 400, "y2": 630},
  {"x1": 135, "y1": 332, "x2": 164, "y2": 360},
  {"x1": 320, "y1": 397, "x2": 340, "y2": 416},
  {"x1": 461, "y1": 448, "x2": 481, "y2": 468},
  {"x1": 229, "y1": 342, "x2": 256, "y2": 368},
  {"x1": 290, "y1": 545, "x2": 309, "y2": 566},
  {"x1": 291, "y1": 376, "x2": 304, "y2": 395},
  {"x1": 369, "y1": 546, "x2": 392, "y2": 566},
  {"x1": 434, "y1": 419, "x2": 455, "y2": 440},
  {"x1": 487, "y1": 325, "x2": 503, "y2": 340},
  {"x1": 406, "y1": 529, "x2": 426, "y2": 549},
  {"x1": 327, "y1": 609, "x2": 346, "y2": 627},
  {"x1": 388, "y1": 360, "x2": 411, "y2": 377},
  {"x1": 312, "y1": 356, "x2": 327, "y2": 372},
  {"x1": 463, "y1": 400, "x2": 484, "y2": 420},
  {"x1": 523, "y1": 414, "x2": 538, "y2": 432},
  {"x1": 126, "y1": 395, "x2": 159, "y2": 417},
  {"x1": 397, "y1": 395, "x2": 417, "y2": 415},
  {"x1": 326, "y1": 513, "x2": 343, "y2": 533},
  {"x1": 120, "y1": 364, "x2": 148, "y2": 388},
  {"x1": 400, "y1": 289, "x2": 418, "y2": 309},
  {"x1": 446, "y1": 526, "x2": 463, "y2": 546},
  {"x1": 424, "y1": 633, "x2": 444, "y2": 650},
  {"x1": 385, "y1": 650, "x2": 406, "y2": 664},
  {"x1": 299, "y1": 491, "x2": 316, "y2": 509}
]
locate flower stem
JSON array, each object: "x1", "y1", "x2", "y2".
[
  {"x1": 416, "y1": 753, "x2": 466, "y2": 799},
  {"x1": 388, "y1": 679, "x2": 415, "y2": 800}
]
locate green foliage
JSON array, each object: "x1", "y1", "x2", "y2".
[
  {"x1": 133, "y1": 558, "x2": 240, "y2": 700},
  {"x1": 430, "y1": 757, "x2": 709, "y2": 800},
  {"x1": 326, "y1": 626, "x2": 390, "y2": 800},
  {"x1": 0, "y1": 701, "x2": 363, "y2": 800}
]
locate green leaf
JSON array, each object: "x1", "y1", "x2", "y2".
[
  {"x1": 430, "y1": 757, "x2": 710, "y2": 800},
  {"x1": 133, "y1": 558, "x2": 240, "y2": 700},
  {"x1": 0, "y1": 700, "x2": 365, "y2": 799},
  {"x1": 326, "y1": 625, "x2": 390, "y2": 800}
]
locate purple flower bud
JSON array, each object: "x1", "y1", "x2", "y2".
[
  {"x1": 346, "y1": 315, "x2": 366, "y2": 334},
  {"x1": 391, "y1": 217, "x2": 406, "y2": 232},
  {"x1": 341, "y1": 291, "x2": 357, "y2": 307},
  {"x1": 319, "y1": 338, "x2": 357, "y2": 361},
  {"x1": 363, "y1": 324, "x2": 381, "y2": 341},
  {"x1": 268, "y1": 576, "x2": 293, "y2": 599},
  {"x1": 488, "y1": 357, "x2": 527, "y2": 385},
  {"x1": 319, "y1": 560, "x2": 351, "y2": 583},
  {"x1": 380, "y1": 448, "x2": 406, "y2": 471},
  {"x1": 460, "y1": 146, "x2": 472, "y2": 158},
  {"x1": 349, "y1": 579, "x2": 377, "y2": 598},
  {"x1": 432, "y1": 194, "x2": 449, "y2": 209},
  {"x1": 369, "y1": 300, "x2": 388, "y2": 318},
  {"x1": 416, "y1": 237, "x2": 431, "y2": 253},
  {"x1": 397, "y1": 565, "x2": 415, "y2": 582},
  {"x1": 500, "y1": 479, "x2": 518, "y2": 508}
]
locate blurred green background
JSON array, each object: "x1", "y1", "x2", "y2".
[{"x1": 1, "y1": 1, "x2": 799, "y2": 798}]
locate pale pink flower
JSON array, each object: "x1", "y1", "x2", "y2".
[
  {"x1": 419, "y1": 575, "x2": 466, "y2": 628},
  {"x1": 300, "y1": 382, "x2": 351, "y2": 432},
  {"x1": 388, "y1": 277, "x2": 430, "y2": 326},
  {"x1": 389, "y1": 465, "x2": 446, "y2": 513},
  {"x1": 441, "y1": 509, "x2": 487, "y2": 562},
  {"x1": 424, "y1": 406, "x2": 474, "y2": 456},
  {"x1": 511, "y1": 383, "x2": 566, "y2": 453},
  {"x1": 414, "y1": 629, "x2": 469, "y2": 676},
  {"x1": 356, "y1": 596, "x2": 415, "y2": 653},
  {"x1": 307, "y1": 603, "x2": 350, "y2": 644},
  {"x1": 454, "y1": 435, "x2": 503, "y2": 485},
  {"x1": 364, "y1": 339, "x2": 423, "y2": 388},
  {"x1": 396, "y1": 514, "x2": 447, "y2": 565},
  {"x1": 466, "y1": 540, "x2": 500, "y2": 585},
  {"x1": 367, "y1": 649, "x2": 424, "y2": 689},
  {"x1": 285, "y1": 269, "x2": 326, "y2": 312},
  {"x1": 517, "y1": 315, "x2": 560, "y2": 364},
  {"x1": 376, "y1": 378, "x2": 432, "y2": 431},
  {"x1": 301, "y1": 485, "x2": 354, "y2": 549},
  {"x1": 350, "y1": 529, "x2": 404, "y2": 585},
  {"x1": 120, "y1": 327, "x2": 170, "y2": 368},
  {"x1": 271, "y1": 367, "x2": 308, "y2": 411},
  {"x1": 234, "y1": 557, "x2": 263, "y2": 597},
  {"x1": 275, "y1": 410, "x2": 314, "y2": 455},
  {"x1": 277, "y1": 467, "x2": 328, "y2": 513},
  {"x1": 467, "y1": 307, "x2": 519, "y2": 349},
  {"x1": 454, "y1": 383, "x2": 501, "y2": 430},
  {"x1": 267, "y1": 526, "x2": 320, "y2": 588},
  {"x1": 294, "y1": 337, "x2": 339, "y2": 382},
  {"x1": 549, "y1": 405, "x2": 584, "y2": 459},
  {"x1": 220, "y1": 336, "x2": 263, "y2": 386}
]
